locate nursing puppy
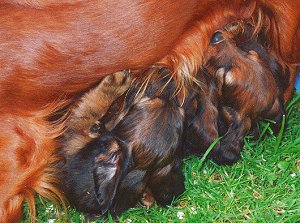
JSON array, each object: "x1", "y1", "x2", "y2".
[
  {"x1": 59, "y1": 67, "x2": 185, "y2": 216},
  {"x1": 185, "y1": 28, "x2": 287, "y2": 165},
  {"x1": 58, "y1": 70, "x2": 131, "y2": 213}
]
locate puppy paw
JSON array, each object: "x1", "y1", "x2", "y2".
[
  {"x1": 140, "y1": 187, "x2": 155, "y2": 209},
  {"x1": 102, "y1": 70, "x2": 132, "y2": 95},
  {"x1": 210, "y1": 144, "x2": 241, "y2": 165}
]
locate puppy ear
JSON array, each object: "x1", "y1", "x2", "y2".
[{"x1": 93, "y1": 136, "x2": 129, "y2": 215}]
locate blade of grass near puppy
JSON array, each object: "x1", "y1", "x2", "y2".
[
  {"x1": 286, "y1": 93, "x2": 300, "y2": 111},
  {"x1": 198, "y1": 137, "x2": 222, "y2": 167},
  {"x1": 258, "y1": 122, "x2": 271, "y2": 141},
  {"x1": 275, "y1": 114, "x2": 286, "y2": 153}
]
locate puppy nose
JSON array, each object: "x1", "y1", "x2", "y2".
[{"x1": 211, "y1": 31, "x2": 224, "y2": 44}]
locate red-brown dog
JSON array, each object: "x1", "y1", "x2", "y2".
[{"x1": 0, "y1": 1, "x2": 299, "y2": 222}]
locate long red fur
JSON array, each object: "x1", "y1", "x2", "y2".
[{"x1": 0, "y1": 0, "x2": 299, "y2": 222}]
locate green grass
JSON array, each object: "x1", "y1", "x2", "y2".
[{"x1": 22, "y1": 93, "x2": 300, "y2": 223}]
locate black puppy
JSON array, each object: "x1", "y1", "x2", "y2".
[{"x1": 60, "y1": 134, "x2": 129, "y2": 214}]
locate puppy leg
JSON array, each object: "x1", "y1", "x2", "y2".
[
  {"x1": 211, "y1": 107, "x2": 251, "y2": 165},
  {"x1": 140, "y1": 187, "x2": 155, "y2": 209},
  {"x1": 68, "y1": 70, "x2": 131, "y2": 134},
  {"x1": 266, "y1": 98, "x2": 286, "y2": 135},
  {"x1": 148, "y1": 160, "x2": 185, "y2": 206},
  {"x1": 248, "y1": 98, "x2": 286, "y2": 141},
  {"x1": 63, "y1": 71, "x2": 131, "y2": 155}
]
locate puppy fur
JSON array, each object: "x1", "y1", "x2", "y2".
[
  {"x1": 59, "y1": 67, "x2": 186, "y2": 216},
  {"x1": 185, "y1": 26, "x2": 287, "y2": 165}
]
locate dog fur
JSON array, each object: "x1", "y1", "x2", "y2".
[{"x1": 185, "y1": 26, "x2": 286, "y2": 165}]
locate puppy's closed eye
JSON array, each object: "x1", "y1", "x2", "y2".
[{"x1": 211, "y1": 31, "x2": 225, "y2": 44}]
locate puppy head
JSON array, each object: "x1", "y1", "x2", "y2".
[
  {"x1": 92, "y1": 135, "x2": 130, "y2": 214},
  {"x1": 113, "y1": 90, "x2": 185, "y2": 170},
  {"x1": 205, "y1": 30, "x2": 244, "y2": 85},
  {"x1": 205, "y1": 29, "x2": 280, "y2": 111}
]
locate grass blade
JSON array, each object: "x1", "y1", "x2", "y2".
[{"x1": 275, "y1": 114, "x2": 286, "y2": 153}]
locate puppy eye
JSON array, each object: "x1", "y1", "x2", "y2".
[
  {"x1": 211, "y1": 31, "x2": 224, "y2": 44},
  {"x1": 90, "y1": 122, "x2": 105, "y2": 134}
]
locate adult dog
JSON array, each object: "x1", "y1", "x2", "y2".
[{"x1": 0, "y1": 1, "x2": 299, "y2": 222}]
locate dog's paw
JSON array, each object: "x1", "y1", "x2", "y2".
[
  {"x1": 210, "y1": 142, "x2": 241, "y2": 165},
  {"x1": 140, "y1": 187, "x2": 155, "y2": 209},
  {"x1": 102, "y1": 70, "x2": 132, "y2": 94}
]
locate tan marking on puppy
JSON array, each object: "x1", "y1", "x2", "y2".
[
  {"x1": 247, "y1": 50, "x2": 260, "y2": 61},
  {"x1": 141, "y1": 187, "x2": 155, "y2": 209},
  {"x1": 224, "y1": 70, "x2": 235, "y2": 85}
]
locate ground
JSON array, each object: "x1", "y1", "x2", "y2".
[{"x1": 22, "y1": 93, "x2": 300, "y2": 223}]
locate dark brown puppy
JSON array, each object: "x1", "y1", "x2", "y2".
[
  {"x1": 183, "y1": 70, "x2": 219, "y2": 156},
  {"x1": 97, "y1": 68, "x2": 186, "y2": 215},
  {"x1": 59, "y1": 67, "x2": 185, "y2": 216},
  {"x1": 58, "y1": 71, "x2": 132, "y2": 214},
  {"x1": 185, "y1": 27, "x2": 287, "y2": 165}
]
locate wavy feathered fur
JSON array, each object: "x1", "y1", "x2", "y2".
[{"x1": 0, "y1": 101, "x2": 68, "y2": 223}]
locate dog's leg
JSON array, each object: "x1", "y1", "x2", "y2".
[
  {"x1": 140, "y1": 187, "x2": 155, "y2": 209},
  {"x1": 68, "y1": 70, "x2": 131, "y2": 134},
  {"x1": 211, "y1": 107, "x2": 251, "y2": 165},
  {"x1": 266, "y1": 98, "x2": 286, "y2": 135},
  {"x1": 148, "y1": 160, "x2": 185, "y2": 206}
]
